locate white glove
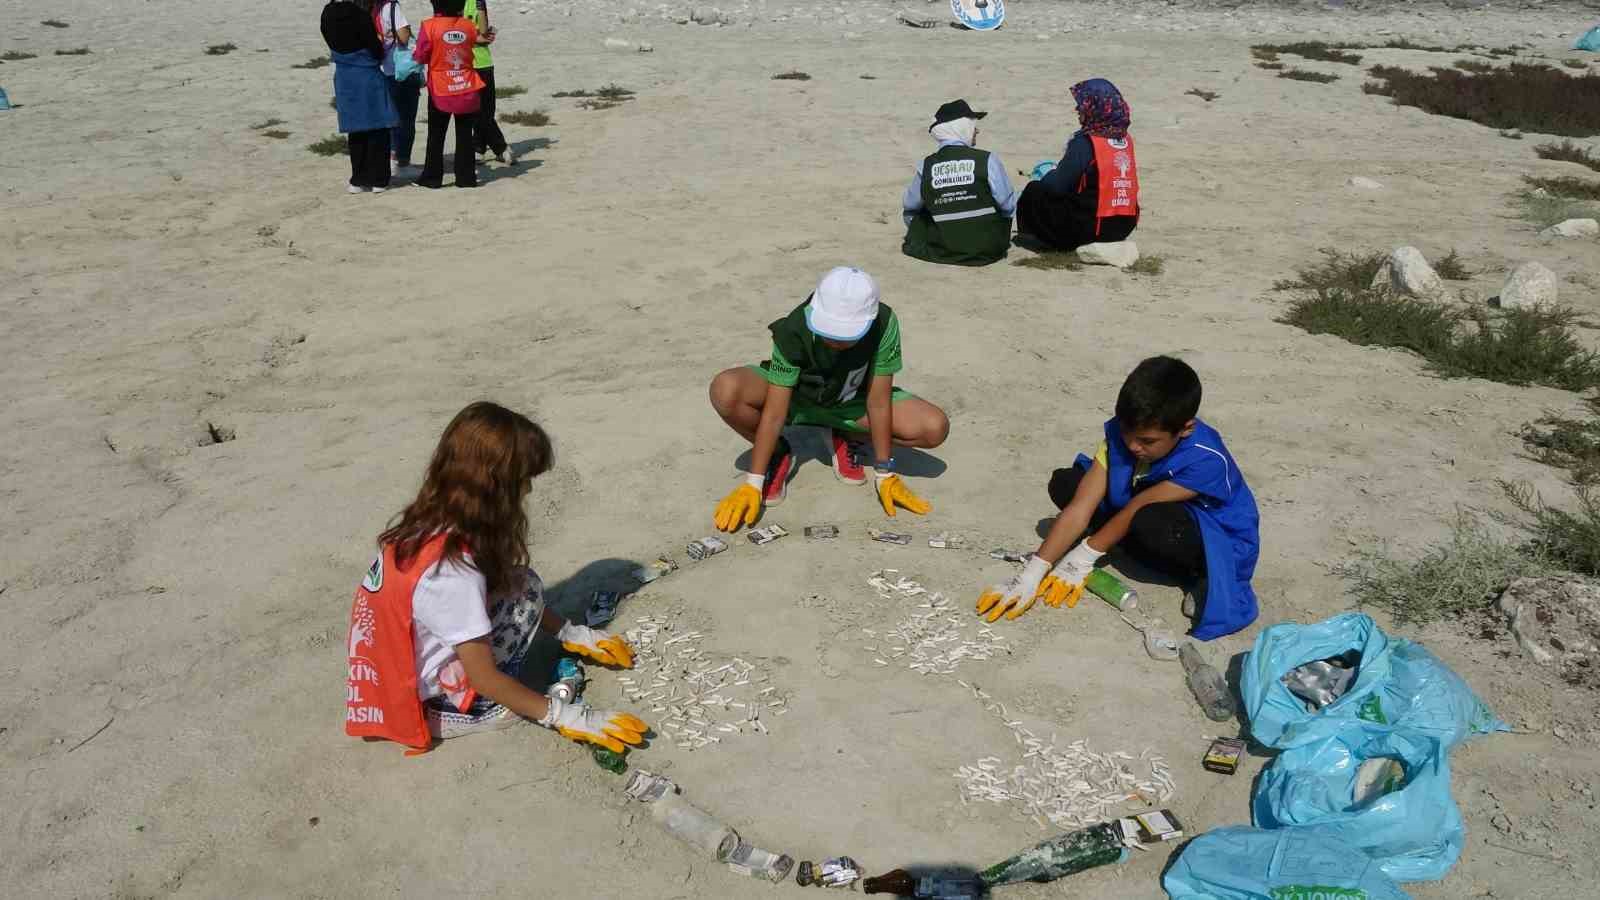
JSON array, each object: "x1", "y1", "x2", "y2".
[
  {"x1": 556, "y1": 622, "x2": 635, "y2": 668},
  {"x1": 975, "y1": 554, "x2": 1052, "y2": 622},
  {"x1": 1051, "y1": 541, "x2": 1105, "y2": 586},
  {"x1": 537, "y1": 697, "x2": 648, "y2": 753}
]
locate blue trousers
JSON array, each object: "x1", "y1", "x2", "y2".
[{"x1": 387, "y1": 74, "x2": 423, "y2": 165}]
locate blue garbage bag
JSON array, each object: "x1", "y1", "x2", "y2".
[
  {"x1": 1163, "y1": 826, "x2": 1411, "y2": 900},
  {"x1": 1241, "y1": 613, "x2": 1505, "y2": 750},
  {"x1": 1575, "y1": 26, "x2": 1600, "y2": 52},
  {"x1": 1253, "y1": 725, "x2": 1462, "y2": 882}
]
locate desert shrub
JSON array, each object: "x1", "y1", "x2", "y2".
[
  {"x1": 1434, "y1": 307, "x2": 1600, "y2": 392},
  {"x1": 1535, "y1": 140, "x2": 1600, "y2": 173},
  {"x1": 1364, "y1": 62, "x2": 1600, "y2": 137},
  {"x1": 205, "y1": 43, "x2": 237, "y2": 56},
  {"x1": 1453, "y1": 59, "x2": 1495, "y2": 74},
  {"x1": 261, "y1": 130, "x2": 291, "y2": 140},
  {"x1": 292, "y1": 55, "x2": 330, "y2": 69},
  {"x1": 1516, "y1": 189, "x2": 1600, "y2": 228},
  {"x1": 1273, "y1": 249, "x2": 1387, "y2": 294},
  {"x1": 1524, "y1": 175, "x2": 1600, "y2": 201},
  {"x1": 1523, "y1": 399, "x2": 1600, "y2": 485},
  {"x1": 1565, "y1": 59, "x2": 1590, "y2": 70},
  {"x1": 54, "y1": 47, "x2": 90, "y2": 56},
  {"x1": 250, "y1": 118, "x2": 286, "y2": 130},
  {"x1": 500, "y1": 109, "x2": 550, "y2": 127},
  {"x1": 1128, "y1": 255, "x2": 1165, "y2": 276},
  {"x1": 41, "y1": 19, "x2": 68, "y2": 28},
  {"x1": 1252, "y1": 42, "x2": 1362, "y2": 64},
  {"x1": 2, "y1": 50, "x2": 38, "y2": 61},
  {"x1": 307, "y1": 134, "x2": 348, "y2": 156},
  {"x1": 1435, "y1": 250, "x2": 1472, "y2": 281},
  {"x1": 553, "y1": 85, "x2": 634, "y2": 100},
  {"x1": 1013, "y1": 253, "x2": 1083, "y2": 271},
  {"x1": 1279, "y1": 69, "x2": 1340, "y2": 84},
  {"x1": 495, "y1": 84, "x2": 528, "y2": 99},
  {"x1": 1279, "y1": 287, "x2": 1456, "y2": 358},
  {"x1": 1255, "y1": 61, "x2": 1285, "y2": 71},
  {"x1": 772, "y1": 70, "x2": 812, "y2": 81},
  {"x1": 1506, "y1": 482, "x2": 1600, "y2": 577},
  {"x1": 1185, "y1": 88, "x2": 1220, "y2": 102}
]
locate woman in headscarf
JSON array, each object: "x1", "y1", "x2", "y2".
[
  {"x1": 321, "y1": 0, "x2": 400, "y2": 194},
  {"x1": 1015, "y1": 78, "x2": 1140, "y2": 251}
]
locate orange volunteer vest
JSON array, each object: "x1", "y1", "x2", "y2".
[
  {"x1": 1088, "y1": 135, "x2": 1140, "y2": 233},
  {"x1": 420, "y1": 17, "x2": 485, "y2": 99},
  {"x1": 347, "y1": 535, "x2": 453, "y2": 750}
]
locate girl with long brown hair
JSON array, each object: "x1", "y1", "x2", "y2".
[{"x1": 345, "y1": 401, "x2": 648, "y2": 752}]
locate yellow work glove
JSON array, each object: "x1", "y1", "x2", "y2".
[
  {"x1": 975, "y1": 554, "x2": 1052, "y2": 622},
  {"x1": 538, "y1": 698, "x2": 649, "y2": 754},
  {"x1": 715, "y1": 473, "x2": 764, "y2": 532},
  {"x1": 557, "y1": 622, "x2": 635, "y2": 668},
  {"x1": 875, "y1": 472, "x2": 931, "y2": 517},
  {"x1": 1037, "y1": 541, "x2": 1105, "y2": 608}
]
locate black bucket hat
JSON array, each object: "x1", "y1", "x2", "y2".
[{"x1": 929, "y1": 98, "x2": 988, "y2": 132}]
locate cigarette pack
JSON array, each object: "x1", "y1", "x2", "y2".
[
  {"x1": 804, "y1": 525, "x2": 839, "y2": 540},
  {"x1": 747, "y1": 524, "x2": 789, "y2": 545},
  {"x1": 1203, "y1": 737, "x2": 1245, "y2": 775},
  {"x1": 632, "y1": 557, "x2": 678, "y2": 584},
  {"x1": 928, "y1": 532, "x2": 966, "y2": 549},
  {"x1": 1120, "y1": 809, "x2": 1184, "y2": 844},
  {"x1": 989, "y1": 549, "x2": 1029, "y2": 562},
  {"x1": 869, "y1": 529, "x2": 912, "y2": 545}
]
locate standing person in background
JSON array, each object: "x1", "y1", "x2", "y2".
[
  {"x1": 321, "y1": 0, "x2": 399, "y2": 194},
  {"x1": 412, "y1": 0, "x2": 484, "y2": 189},
  {"x1": 375, "y1": 0, "x2": 423, "y2": 172},
  {"x1": 462, "y1": 0, "x2": 513, "y2": 165}
]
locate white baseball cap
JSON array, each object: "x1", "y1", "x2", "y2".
[{"x1": 805, "y1": 266, "x2": 879, "y2": 342}]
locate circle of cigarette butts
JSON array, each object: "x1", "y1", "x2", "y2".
[{"x1": 623, "y1": 613, "x2": 787, "y2": 751}]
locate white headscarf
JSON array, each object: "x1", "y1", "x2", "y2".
[{"x1": 930, "y1": 116, "x2": 976, "y2": 146}]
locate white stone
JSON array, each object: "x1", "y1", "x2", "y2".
[
  {"x1": 1541, "y1": 218, "x2": 1599, "y2": 239},
  {"x1": 1370, "y1": 246, "x2": 1443, "y2": 298},
  {"x1": 603, "y1": 37, "x2": 635, "y2": 49},
  {"x1": 1346, "y1": 176, "x2": 1384, "y2": 190},
  {"x1": 1498, "y1": 261, "x2": 1559, "y2": 310},
  {"x1": 1077, "y1": 241, "x2": 1141, "y2": 268}
]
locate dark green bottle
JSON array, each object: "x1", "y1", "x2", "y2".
[
  {"x1": 977, "y1": 822, "x2": 1128, "y2": 886},
  {"x1": 592, "y1": 746, "x2": 628, "y2": 774}
]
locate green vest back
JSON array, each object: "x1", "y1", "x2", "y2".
[
  {"x1": 766, "y1": 299, "x2": 893, "y2": 407},
  {"x1": 903, "y1": 144, "x2": 1011, "y2": 266},
  {"x1": 463, "y1": 0, "x2": 494, "y2": 69}
]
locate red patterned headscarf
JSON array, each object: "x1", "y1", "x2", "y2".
[{"x1": 1071, "y1": 78, "x2": 1131, "y2": 140}]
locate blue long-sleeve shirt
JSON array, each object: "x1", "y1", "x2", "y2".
[
  {"x1": 1033, "y1": 133, "x2": 1095, "y2": 198},
  {"x1": 901, "y1": 140, "x2": 1018, "y2": 221}
]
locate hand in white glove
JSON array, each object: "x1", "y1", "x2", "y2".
[
  {"x1": 975, "y1": 554, "x2": 1052, "y2": 622},
  {"x1": 537, "y1": 698, "x2": 648, "y2": 754},
  {"x1": 1037, "y1": 541, "x2": 1106, "y2": 607},
  {"x1": 556, "y1": 622, "x2": 635, "y2": 668}
]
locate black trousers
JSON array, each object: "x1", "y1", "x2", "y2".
[
  {"x1": 1048, "y1": 465, "x2": 1206, "y2": 583},
  {"x1": 474, "y1": 66, "x2": 508, "y2": 156},
  {"x1": 1016, "y1": 181, "x2": 1136, "y2": 251},
  {"x1": 417, "y1": 100, "x2": 478, "y2": 188},
  {"x1": 347, "y1": 129, "x2": 391, "y2": 189}
]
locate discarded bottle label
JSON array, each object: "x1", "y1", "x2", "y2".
[
  {"x1": 869, "y1": 529, "x2": 913, "y2": 545},
  {"x1": 1203, "y1": 737, "x2": 1245, "y2": 774},
  {"x1": 632, "y1": 557, "x2": 678, "y2": 584},
  {"x1": 989, "y1": 549, "x2": 1029, "y2": 562},
  {"x1": 686, "y1": 536, "x2": 729, "y2": 560},
  {"x1": 804, "y1": 525, "x2": 840, "y2": 540},
  {"x1": 798, "y1": 857, "x2": 862, "y2": 887},
  {"x1": 587, "y1": 590, "x2": 628, "y2": 627},
  {"x1": 928, "y1": 532, "x2": 965, "y2": 549},
  {"x1": 726, "y1": 840, "x2": 795, "y2": 882},
  {"x1": 748, "y1": 524, "x2": 790, "y2": 545}
]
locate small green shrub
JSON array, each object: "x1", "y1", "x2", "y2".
[
  {"x1": 1272, "y1": 249, "x2": 1387, "y2": 294},
  {"x1": 1255, "y1": 61, "x2": 1285, "y2": 71},
  {"x1": 1435, "y1": 250, "x2": 1472, "y2": 281},
  {"x1": 41, "y1": 19, "x2": 69, "y2": 29},
  {"x1": 500, "y1": 109, "x2": 550, "y2": 127},
  {"x1": 261, "y1": 129, "x2": 291, "y2": 140},
  {"x1": 205, "y1": 43, "x2": 237, "y2": 56},
  {"x1": 1279, "y1": 68, "x2": 1340, "y2": 84},
  {"x1": 1364, "y1": 62, "x2": 1600, "y2": 137},
  {"x1": 1128, "y1": 255, "x2": 1165, "y2": 276},
  {"x1": 495, "y1": 84, "x2": 528, "y2": 99},
  {"x1": 1535, "y1": 140, "x2": 1600, "y2": 173},
  {"x1": 1524, "y1": 174, "x2": 1600, "y2": 201},
  {"x1": 307, "y1": 135, "x2": 348, "y2": 157},
  {"x1": 772, "y1": 70, "x2": 812, "y2": 81},
  {"x1": 1, "y1": 50, "x2": 38, "y2": 61},
  {"x1": 1252, "y1": 42, "x2": 1362, "y2": 65},
  {"x1": 1013, "y1": 253, "x2": 1083, "y2": 271},
  {"x1": 54, "y1": 47, "x2": 91, "y2": 56},
  {"x1": 250, "y1": 118, "x2": 286, "y2": 131},
  {"x1": 1523, "y1": 400, "x2": 1600, "y2": 485},
  {"x1": 1516, "y1": 189, "x2": 1600, "y2": 229},
  {"x1": 292, "y1": 55, "x2": 330, "y2": 70},
  {"x1": 1565, "y1": 59, "x2": 1589, "y2": 70},
  {"x1": 1505, "y1": 481, "x2": 1600, "y2": 576}
]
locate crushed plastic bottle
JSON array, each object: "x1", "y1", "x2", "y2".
[{"x1": 1180, "y1": 642, "x2": 1236, "y2": 722}]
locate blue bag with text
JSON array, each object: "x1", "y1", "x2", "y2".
[{"x1": 1163, "y1": 826, "x2": 1411, "y2": 900}]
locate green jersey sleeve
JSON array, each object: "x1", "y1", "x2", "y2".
[
  {"x1": 763, "y1": 342, "x2": 802, "y2": 388},
  {"x1": 873, "y1": 312, "x2": 903, "y2": 376}
]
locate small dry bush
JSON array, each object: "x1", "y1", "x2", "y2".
[
  {"x1": 1500, "y1": 130, "x2": 1525, "y2": 140},
  {"x1": 205, "y1": 43, "x2": 237, "y2": 56},
  {"x1": 500, "y1": 109, "x2": 550, "y2": 127},
  {"x1": 54, "y1": 47, "x2": 90, "y2": 56},
  {"x1": 1523, "y1": 399, "x2": 1600, "y2": 485},
  {"x1": 250, "y1": 118, "x2": 286, "y2": 130},
  {"x1": 1435, "y1": 250, "x2": 1472, "y2": 281},
  {"x1": 1013, "y1": 253, "x2": 1083, "y2": 271},
  {"x1": 1365, "y1": 62, "x2": 1600, "y2": 137},
  {"x1": 1279, "y1": 68, "x2": 1340, "y2": 84},
  {"x1": 495, "y1": 84, "x2": 528, "y2": 99},
  {"x1": 1535, "y1": 140, "x2": 1600, "y2": 173},
  {"x1": 1517, "y1": 190, "x2": 1600, "y2": 229},
  {"x1": 1252, "y1": 42, "x2": 1362, "y2": 65},
  {"x1": 41, "y1": 19, "x2": 69, "y2": 29},
  {"x1": 1453, "y1": 59, "x2": 1495, "y2": 74},
  {"x1": 1255, "y1": 61, "x2": 1285, "y2": 71},
  {"x1": 772, "y1": 70, "x2": 812, "y2": 81},
  {"x1": 2, "y1": 50, "x2": 38, "y2": 61},
  {"x1": 292, "y1": 55, "x2": 330, "y2": 69},
  {"x1": 261, "y1": 130, "x2": 291, "y2": 140},
  {"x1": 1564, "y1": 59, "x2": 1588, "y2": 70},
  {"x1": 1525, "y1": 174, "x2": 1600, "y2": 201},
  {"x1": 553, "y1": 84, "x2": 635, "y2": 100},
  {"x1": 1128, "y1": 255, "x2": 1165, "y2": 276},
  {"x1": 577, "y1": 99, "x2": 619, "y2": 111},
  {"x1": 1185, "y1": 88, "x2": 1219, "y2": 102},
  {"x1": 1506, "y1": 482, "x2": 1600, "y2": 577},
  {"x1": 1251, "y1": 48, "x2": 1279, "y2": 62},
  {"x1": 307, "y1": 135, "x2": 348, "y2": 157}
]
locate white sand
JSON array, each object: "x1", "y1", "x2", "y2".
[{"x1": 3, "y1": 1, "x2": 1599, "y2": 897}]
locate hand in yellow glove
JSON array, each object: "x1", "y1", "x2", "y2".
[
  {"x1": 715, "y1": 473, "x2": 764, "y2": 532},
  {"x1": 557, "y1": 622, "x2": 635, "y2": 668},
  {"x1": 538, "y1": 698, "x2": 649, "y2": 754},
  {"x1": 1037, "y1": 541, "x2": 1105, "y2": 608},
  {"x1": 875, "y1": 472, "x2": 931, "y2": 517},
  {"x1": 975, "y1": 554, "x2": 1052, "y2": 622}
]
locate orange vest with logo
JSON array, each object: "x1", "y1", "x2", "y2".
[
  {"x1": 1088, "y1": 135, "x2": 1140, "y2": 232},
  {"x1": 346, "y1": 536, "x2": 451, "y2": 750},
  {"x1": 420, "y1": 17, "x2": 485, "y2": 100}
]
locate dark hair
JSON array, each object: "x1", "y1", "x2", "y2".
[
  {"x1": 379, "y1": 402, "x2": 554, "y2": 598},
  {"x1": 1115, "y1": 356, "x2": 1202, "y2": 433},
  {"x1": 433, "y1": 0, "x2": 467, "y2": 14}
]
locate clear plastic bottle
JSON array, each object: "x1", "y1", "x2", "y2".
[{"x1": 1179, "y1": 642, "x2": 1236, "y2": 722}]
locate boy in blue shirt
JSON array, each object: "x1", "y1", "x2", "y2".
[{"x1": 976, "y1": 356, "x2": 1260, "y2": 639}]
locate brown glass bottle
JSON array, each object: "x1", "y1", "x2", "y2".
[{"x1": 861, "y1": 869, "x2": 916, "y2": 895}]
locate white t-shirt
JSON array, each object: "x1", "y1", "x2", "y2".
[
  {"x1": 376, "y1": 1, "x2": 410, "y2": 73},
  {"x1": 411, "y1": 556, "x2": 492, "y2": 701}
]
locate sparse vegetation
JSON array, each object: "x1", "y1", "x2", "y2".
[
  {"x1": 1255, "y1": 61, "x2": 1285, "y2": 71},
  {"x1": 292, "y1": 55, "x2": 331, "y2": 70},
  {"x1": 1454, "y1": 59, "x2": 1495, "y2": 75},
  {"x1": 772, "y1": 70, "x2": 812, "y2": 81},
  {"x1": 1500, "y1": 130, "x2": 1524, "y2": 141},
  {"x1": 1252, "y1": 42, "x2": 1362, "y2": 65},
  {"x1": 1535, "y1": 140, "x2": 1600, "y2": 173},
  {"x1": 1364, "y1": 62, "x2": 1600, "y2": 137},
  {"x1": 553, "y1": 84, "x2": 635, "y2": 101},
  {"x1": 1523, "y1": 399, "x2": 1600, "y2": 485},
  {"x1": 1128, "y1": 255, "x2": 1165, "y2": 276},
  {"x1": 1013, "y1": 252, "x2": 1083, "y2": 271},
  {"x1": 205, "y1": 43, "x2": 238, "y2": 56},
  {"x1": 1185, "y1": 88, "x2": 1219, "y2": 102},
  {"x1": 1506, "y1": 482, "x2": 1600, "y2": 577},
  {"x1": 859, "y1": 74, "x2": 877, "y2": 80},
  {"x1": 1251, "y1": 48, "x2": 1279, "y2": 62},
  {"x1": 1435, "y1": 250, "x2": 1472, "y2": 281},
  {"x1": 261, "y1": 130, "x2": 290, "y2": 140},
  {"x1": 1516, "y1": 189, "x2": 1600, "y2": 229},
  {"x1": 41, "y1": 19, "x2": 69, "y2": 29},
  {"x1": 495, "y1": 84, "x2": 528, "y2": 99},
  {"x1": 1279, "y1": 69, "x2": 1340, "y2": 84},
  {"x1": 2, "y1": 50, "x2": 38, "y2": 61},
  {"x1": 500, "y1": 109, "x2": 550, "y2": 127},
  {"x1": 576, "y1": 99, "x2": 620, "y2": 111},
  {"x1": 307, "y1": 134, "x2": 348, "y2": 157},
  {"x1": 1524, "y1": 175, "x2": 1600, "y2": 201},
  {"x1": 1565, "y1": 59, "x2": 1589, "y2": 70},
  {"x1": 54, "y1": 47, "x2": 91, "y2": 56},
  {"x1": 250, "y1": 118, "x2": 286, "y2": 131}
]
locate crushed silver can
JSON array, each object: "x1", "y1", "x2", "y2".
[{"x1": 686, "y1": 536, "x2": 729, "y2": 560}]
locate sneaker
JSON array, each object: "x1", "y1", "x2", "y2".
[
  {"x1": 494, "y1": 150, "x2": 507, "y2": 164},
  {"x1": 763, "y1": 439, "x2": 794, "y2": 507},
  {"x1": 828, "y1": 430, "x2": 868, "y2": 485},
  {"x1": 371, "y1": 186, "x2": 387, "y2": 194},
  {"x1": 347, "y1": 184, "x2": 365, "y2": 194}
]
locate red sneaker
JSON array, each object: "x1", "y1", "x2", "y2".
[
  {"x1": 763, "y1": 445, "x2": 793, "y2": 507},
  {"x1": 829, "y1": 431, "x2": 867, "y2": 485}
]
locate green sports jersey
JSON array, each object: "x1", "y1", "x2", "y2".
[
  {"x1": 463, "y1": 0, "x2": 494, "y2": 68},
  {"x1": 760, "y1": 299, "x2": 902, "y2": 408}
]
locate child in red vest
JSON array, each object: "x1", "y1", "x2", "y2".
[{"x1": 346, "y1": 402, "x2": 648, "y2": 752}]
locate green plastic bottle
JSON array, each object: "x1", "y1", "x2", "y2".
[
  {"x1": 977, "y1": 822, "x2": 1129, "y2": 887},
  {"x1": 1083, "y1": 569, "x2": 1138, "y2": 611},
  {"x1": 592, "y1": 746, "x2": 628, "y2": 774}
]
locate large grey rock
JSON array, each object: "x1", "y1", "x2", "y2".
[
  {"x1": 1498, "y1": 261, "x2": 1559, "y2": 309},
  {"x1": 1370, "y1": 246, "x2": 1443, "y2": 298},
  {"x1": 1077, "y1": 241, "x2": 1140, "y2": 268},
  {"x1": 1540, "y1": 218, "x2": 1599, "y2": 239}
]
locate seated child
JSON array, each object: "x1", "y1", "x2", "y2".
[
  {"x1": 975, "y1": 357, "x2": 1260, "y2": 639},
  {"x1": 707, "y1": 266, "x2": 950, "y2": 532},
  {"x1": 346, "y1": 401, "x2": 648, "y2": 752}
]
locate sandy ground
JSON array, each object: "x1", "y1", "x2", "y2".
[{"x1": 4, "y1": 1, "x2": 1600, "y2": 897}]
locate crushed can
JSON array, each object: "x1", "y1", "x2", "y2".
[
  {"x1": 686, "y1": 535, "x2": 729, "y2": 560},
  {"x1": 804, "y1": 525, "x2": 840, "y2": 540},
  {"x1": 928, "y1": 532, "x2": 965, "y2": 549},
  {"x1": 797, "y1": 857, "x2": 862, "y2": 888},
  {"x1": 989, "y1": 549, "x2": 1029, "y2": 562},
  {"x1": 727, "y1": 840, "x2": 795, "y2": 882},
  {"x1": 632, "y1": 557, "x2": 678, "y2": 584},
  {"x1": 869, "y1": 529, "x2": 912, "y2": 545},
  {"x1": 748, "y1": 524, "x2": 789, "y2": 545}
]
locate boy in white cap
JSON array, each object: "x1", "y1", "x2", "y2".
[{"x1": 707, "y1": 266, "x2": 950, "y2": 532}]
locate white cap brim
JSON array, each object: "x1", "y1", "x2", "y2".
[{"x1": 806, "y1": 305, "x2": 872, "y2": 342}]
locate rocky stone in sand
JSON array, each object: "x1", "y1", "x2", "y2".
[
  {"x1": 1077, "y1": 241, "x2": 1140, "y2": 268},
  {"x1": 1498, "y1": 261, "x2": 1559, "y2": 309},
  {"x1": 1370, "y1": 246, "x2": 1443, "y2": 298},
  {"x1": 1346, "y1": 176, "x2": 1384, "y2": 190},
  {"x1": 1497, "y1": 577, "x2": 1600, "y2": 689},
  {"x1": 1540, "y1": 218, "x2": 1599, "y2": 239},
  {"x1": 690, "y1": 7, "x2": 729, "y2": 25}
]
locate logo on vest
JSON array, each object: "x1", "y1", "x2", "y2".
[
  {"x1": 1113, "y1": 151, "x2": 1132, "y2": 179},
  {"x1": 361, "y1": 556, "x2": 383, "y2": 592},
  {"x1": 1107, "y1": 137, "x2": 1128, "y2": 150},
  {"x1": 347, "y1": 593, "x2": 383, "y2": 722},
  {"x1": 930, "y1": 159, "x2": 977, "y2": 189},
  {"x1": 443, "y1": 29, "x2": 468, "y2": 45}
]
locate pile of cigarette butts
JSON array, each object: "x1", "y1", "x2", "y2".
[
  {"x1": 622, "y1": 613, "x2": 788, "y2": 751},
  {"x1": 954, "y1": 680, "x2": 1176, "y2": 830},
  {"x1": 863, "y1": 570, "x2": 1012, "y2": 676}
]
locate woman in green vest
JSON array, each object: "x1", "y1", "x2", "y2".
[
  {"x1": 901, "y1": 99, "x2": 1018, "y2": 266},
  {"x1": 462, "y1": 0, "x2": 512, "y2": 163}
]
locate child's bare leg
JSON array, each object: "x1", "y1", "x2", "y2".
[
  {"x1": 708, "y1": 367, "x2": 770, "y2": 442},
  {"x1": 854, "y1": 398, "x2": 951, "y2": 449}
]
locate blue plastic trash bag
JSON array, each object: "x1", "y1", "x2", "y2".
[
  {"x1": 1030, "y1": 160, "x2": 1057, "y2": 180},
  {"x1": 0, "y1": 87, "x2": 10, "y2": 111},
  {"x1": 1575, "y1": 26, "x2": 1600, "y2": 52},
  {"x1": 1241, "y1": 613, "x2": 1505, "y2": 750},
  {"x1": 1163, "y1": 826, "x2": 1411, "y2": 900},
  {"x1": 1253, "y1": 725, "x2": 1461, "y2": 882}
]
